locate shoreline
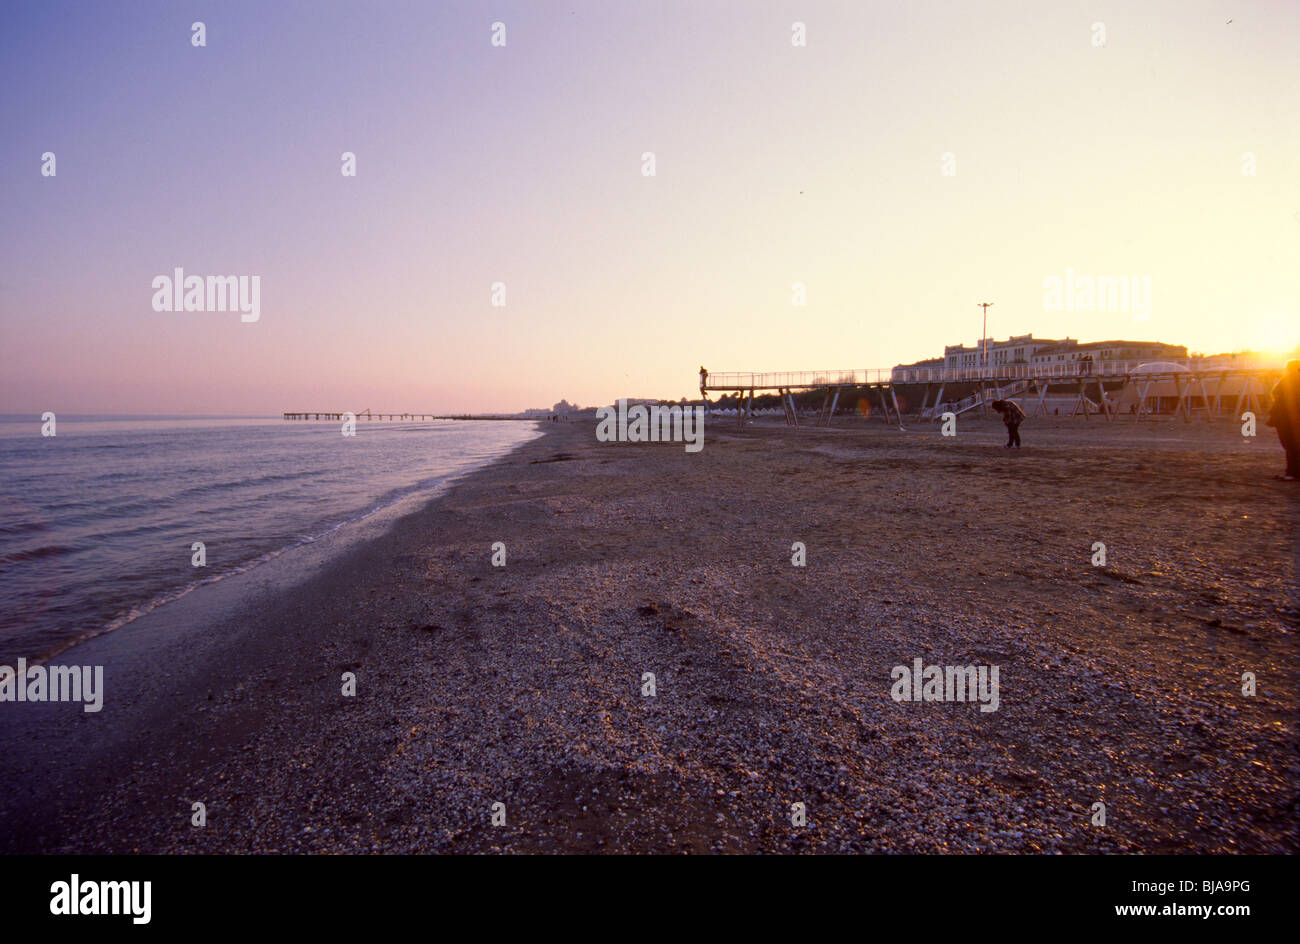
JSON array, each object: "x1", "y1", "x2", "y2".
[
  {"x1": 21, "y1": 420, "x2": 545, "y2": 666},
  {"x1": 0, "y1": 422, "x2": 549, "y2": 852},
  {"x1": 1, "y1": 416, "x2": 1296, "y2": 853}
]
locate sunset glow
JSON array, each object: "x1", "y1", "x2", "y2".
[{"x1": 2, "y1": 1, "x2": 1296, "y2": 414}]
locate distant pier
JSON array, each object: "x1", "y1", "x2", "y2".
[
  {"x1": 282, "y1": 411, "x2": 439, "y2": 421},
  {"x1": 282, "y1": 411, "x2": 534, "y2": 421}
]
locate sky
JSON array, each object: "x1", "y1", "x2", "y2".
[{"x1": 1, "y1": 0, "x2": 1297, "y2": 414}]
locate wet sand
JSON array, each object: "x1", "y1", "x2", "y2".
[{"x1": 2, "y1": 414, "x2": 1296, "y2": 853}]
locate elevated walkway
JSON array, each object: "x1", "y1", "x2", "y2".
[{"x1": 701, "y1": 363, "x2": 1280, "y2": 427}]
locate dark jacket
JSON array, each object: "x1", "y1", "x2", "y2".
[
  {"x1": 997, "y1": 401, "x2": 1026, "y2": 426},
  {"x1": 1269, "y1": 370, "x2": 1300, "y2": 441}
]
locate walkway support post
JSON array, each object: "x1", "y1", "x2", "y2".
[
  {"x1": 929, "y1": 383, "x2": 945, "y2": 423},
  {"x1": 1173, "y1": 374, "x2": 1190, "y2": 423},
  {"x1": 1197, "y1": 374, "x2": 1212, "y2": 423},
  {"x1": 890, "y1": 386, "x2": 905, "y2": 429},
  {"x1": 1135, "y1": 378, "x2": 1154, "y2": 421}
]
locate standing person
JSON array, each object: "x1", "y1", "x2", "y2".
[
  {"x1": 991, "y1": 398, "x2": 1026, "y2": 449},
  {"x1": 1267, "y1": 360, "x2": 1300, "y2": 481}
]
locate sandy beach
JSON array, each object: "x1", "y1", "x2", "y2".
[{"x1": 1, "y1": 414, "x2": 1296, "y2": 854}]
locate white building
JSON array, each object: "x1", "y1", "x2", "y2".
[
  {"x1": 893, "y1": 334, "x2": 1190, "y2": 378},
  {"x1": 942, "y1": 333, "x2": 1066, "y2": 370}
]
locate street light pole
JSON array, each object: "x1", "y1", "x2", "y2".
[{"x1": 978, "y1": 301, "x2": 994, "y2": 375}]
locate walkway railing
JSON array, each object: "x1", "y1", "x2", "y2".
[
  {"x1": 703, "y1": 361, "x2": 1278, "y2": 390},
  {"x1": 703, "y1": 369, "x2": 894, "y2": 389}
]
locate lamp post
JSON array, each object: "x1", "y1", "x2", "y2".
[{"x1": 978, "y1": 301, "x2": 994, "y2": 376}]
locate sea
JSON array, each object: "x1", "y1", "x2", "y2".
[{"x1": 0, "y1": 415, "x2": 540, "y2": 662}]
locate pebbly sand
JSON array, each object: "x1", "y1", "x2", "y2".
[{"x1": 1, "y1": 413, "x2": 1296, "y2": 854}]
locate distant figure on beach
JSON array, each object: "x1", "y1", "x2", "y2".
[
  {"x1": 699, "y1": 365, "x2": 708, "y2": 391},
  {"x1": 991, "y1": 398, "x2": 1025, "y2": 449},
  {"x1": 1267, "y1": 360, "x2": 1300, "y2": 481}
]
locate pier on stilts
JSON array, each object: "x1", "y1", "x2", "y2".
[
  {"x1": 699, "y1": 362, "x2": 1281, "y2": 428},
  {"x1": 282, "y1": 409, "x2": 440, "y2": 421}
]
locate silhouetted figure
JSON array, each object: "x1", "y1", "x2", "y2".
[
  {"x1": 991, "y1": 398, "x2": 1025, "y2": 449},
  {"x1": 1267, "y1": 360, "x2": 1300, "y2": 481}
]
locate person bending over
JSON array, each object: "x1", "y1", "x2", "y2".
[{"x1": 991, "y1": 398, "x2": 1025, "y2": 449}]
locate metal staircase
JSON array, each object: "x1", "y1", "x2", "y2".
[{"x1": 922, "y1": 379, "x2": 1030, "y2": 420}]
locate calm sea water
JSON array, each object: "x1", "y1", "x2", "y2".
[{"x1": 0, "y1": 415, "x2": 540, "y2": 662}]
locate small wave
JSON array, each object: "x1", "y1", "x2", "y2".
[
  {"x1": 175, "y1": 468, "x2": 323, "y2": 498},
  {"x1": 0, "y1": 518, "x2": 50, "y2": 536},
  {"x1": 0, "y1": 544, "x2": 69, "y2": 568}
]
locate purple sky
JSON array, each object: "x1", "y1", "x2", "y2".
[{"x1": 2, "y1": 0, "x2": 1297, "y2": 414}]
